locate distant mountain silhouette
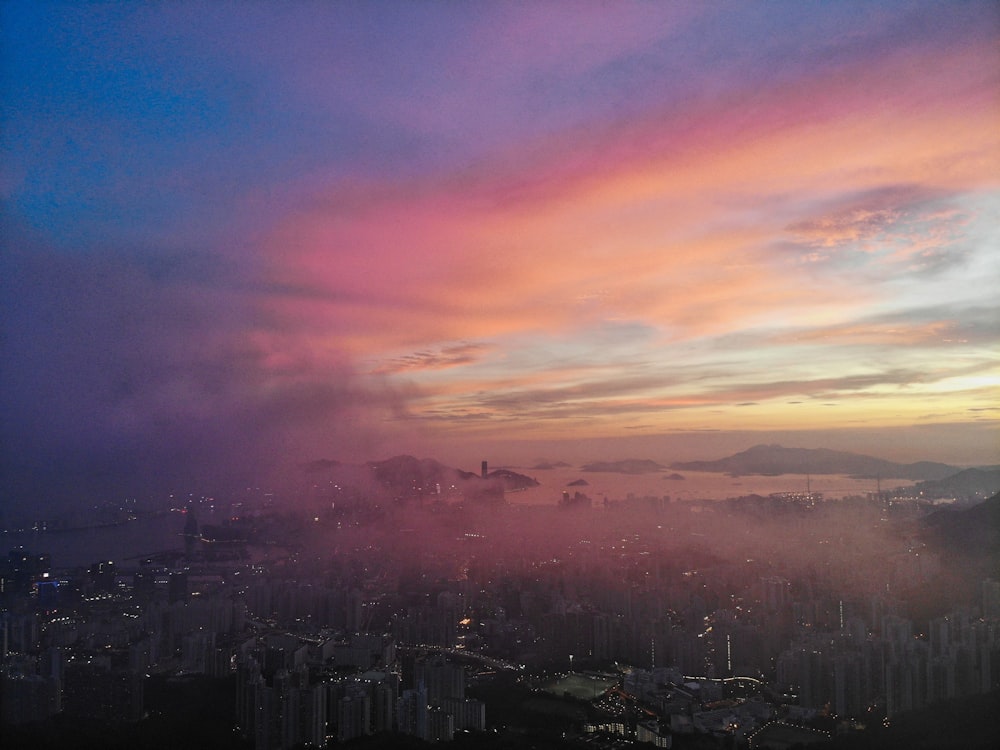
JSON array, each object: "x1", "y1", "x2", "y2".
[
  {"x1": 302, "y1": 455, "x2": 538, "y2": 500},
  {"x1": 581, "y1": 459, "x2": 666, "y2": 474},
  {"x1": 486, "y1": 468, "x2": 540, "y2": 491},
  {"x1": 368, "y1": 455, "x2": 479, "y2": 490},
  {"x1": 921, "y1": 492, "x2": 1000, "y2": 556},
  {"x1": 670, "y1": 444, "x2": 958, "y2": 480},
  {"x1": 908, "y1": 468, "x2": 1000, "y2": 499},
  {"x1": 531, "y1": 460, "x2": 572, "y2": 470}
]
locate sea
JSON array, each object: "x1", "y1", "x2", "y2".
[
  {"x1": 3, "y1": 509, "x2": 212, "y2": 571},
  {"x1": 3, "y1": 470, "x2": 909, "y2": 570},
  {"x1": 502, "y1": 466, "x2": 909, "y2": 506}
]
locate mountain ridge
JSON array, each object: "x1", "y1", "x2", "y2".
[
  {"x1": 669, "y1": 444, "x2": 960, "y2": 480},
  {"x1": 303, "y1": 455, "x2": 538, "y2": 497},
  {"x1": 909, "y1": 468, "x2": 1000, "y2": 499}
]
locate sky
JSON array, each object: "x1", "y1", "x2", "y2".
[{"x1": 2, "y1": 1, "x2": 999, "y2": 512}]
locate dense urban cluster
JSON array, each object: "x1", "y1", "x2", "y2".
[{"x1": 1, "y1": 473, "x2": 998, "y2": 749}]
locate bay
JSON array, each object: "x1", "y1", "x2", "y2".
[{"x1": 501, "y1": 467, "x2": 909, "y2": 506}]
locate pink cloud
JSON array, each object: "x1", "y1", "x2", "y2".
[{"x1": 247, "y1": 27, "x2": 998, "y2": 441}]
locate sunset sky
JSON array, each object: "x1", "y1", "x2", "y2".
[{"x1": 2, "y1": 1, "x2": 998, "y2": 507}]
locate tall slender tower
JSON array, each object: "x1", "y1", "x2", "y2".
[
  {"x1": 481, "y1": 461, "x2": 488, "y2": 479},
  {"x1": 183, "y1": 502, "x2": 199, "y2": 558}
]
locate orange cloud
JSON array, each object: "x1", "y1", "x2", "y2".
[{"x1": 251, "y1": 31, "x2": 999, "y2": 440}]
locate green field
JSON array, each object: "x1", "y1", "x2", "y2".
[{"x1": 542, "y1": 672, "x2": 618, "y2": 700}]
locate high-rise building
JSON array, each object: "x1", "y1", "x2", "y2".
[
  {"x1": 982, "y1": 579, "x2": 1000, "y2": 620},
  {"x1": 183, "y1": 503, "x2": 199, "y2": 558},
  {"x1": 372, "y1": 679, "x2": 397, "y2": 733},
  {"x1": 397, "y1": 682, "x2": 429, "y2": 740},
  {"x1": 833, "y1": 651, "x2": 864, "y2": 717},
  {"x1": 443, "y1": 697, "x2": 486, "y2": 731},
  {"x1": 428, "y1": 706, "x2": 455, "y2": 742},
  {"x1": 337, "y1": 691, "x2": 370, "y2": 743},
  {"x1": 415, "y1": 654, "x2": 465, "y2": 704}
]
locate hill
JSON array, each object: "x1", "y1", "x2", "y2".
[
  {"x1": 670, "y1": 444, "x2": 958, "y2": 480},
  {"x1": 486, "y1": 468, "x2": 540, "y2": 491},
  {"x1": 908, "y1": 467, "x2": 1000, "y2": 499},
  {"x1": 368, "y1": 455, "x2": 479, "y2": 491},
  {"x1": 921, "y1": 492, "x2": 1000, "y2": 557},
  {"x1": 531, "y1": 460, "x2": 572, "y2": 470},
  {"x1": 301, "y1": 455, "x2": 539, "y2": 500}
]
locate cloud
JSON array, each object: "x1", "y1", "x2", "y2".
[
  {"x1": 3, "y1": 1, "x2": 998, "y2": 501},
  {"x1": 0, "y1": 242, "x2": 409, "y2": 513},
  {"x1": 781, "y1": 183, "x2": 986, "y2": 282},
  {"x1": 767, "y1": 304, "x2": 1000, "y2": 347},
  {"x1": 788, "y1": 206, "x2": 904, "y2": 250},
  {"x1": 257, "y1": 15, "x2": 999, "y2": 364},
  {"x1": 369, "y1": 343, "x2": 491, "y2": 375}
]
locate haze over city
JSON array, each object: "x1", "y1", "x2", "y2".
[{"x1": 2, "y1": 5, "x2": 1000, "y2": 749}]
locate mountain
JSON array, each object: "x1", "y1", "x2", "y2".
[
  {"x1": 908, "y1": 468, "x2": 1000, "y2": 499},
  {"x1": 922, "y1": 492, "x2": 1000, "y2": 559},
  {"x1": 581, "y1": 459, "x2": 667, "y2": 474},
  {"x1": 367, "y1": 455, "x2": 479, "y2": 492},
  {"x1": 304, "y1": 455, "x2": 538, "y2": 501},
  {"x1": 531, "y1": 460, "x2": 572, "y2": 470},
  {"x1": 669, "y1": 444, "x2": 959, "y2": 480},
  {"x1": 486, "y1": 468, "x2": 540, "y2": 491}
]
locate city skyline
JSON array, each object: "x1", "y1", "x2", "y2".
[{"x1": 2, "y1": 1, "x2": 999, "y2": 509}]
